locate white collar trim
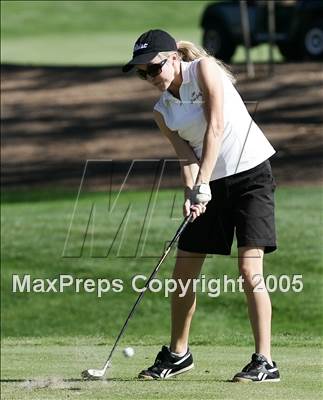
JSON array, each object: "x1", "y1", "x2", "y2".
[
  {"x1": 163, "y1": 61, "x2": 191, "y2": 103},
  {"x1": 181, "y1": 61, "x2": 190, "y2": 84}
]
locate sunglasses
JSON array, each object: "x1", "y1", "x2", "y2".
[{"x1": 136, "y1": 59, "x2": 168, "y2": 80}]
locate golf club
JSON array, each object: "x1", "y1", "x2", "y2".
[{"x1": 81, "y1": 212, "x2": 193, "y2": 380}]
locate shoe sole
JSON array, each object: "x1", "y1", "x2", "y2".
[
  {"x1": 138, "y1": 363, "x2": 194, "y2": 380},
  {"x1": 233, "y1": 377, "x2": 280, "y2": 383}
]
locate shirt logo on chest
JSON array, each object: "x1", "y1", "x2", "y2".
[{"x1": 190, "y1": 91, "x2": 203, "y2": 104}]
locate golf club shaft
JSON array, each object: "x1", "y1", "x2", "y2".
[{"x1": 102, "y1": 213, "x2": 193, "y2": 370}]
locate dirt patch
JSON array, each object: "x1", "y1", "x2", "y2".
[{"x1": 1, "y1": 62, "x2": 322, "y2": 188}]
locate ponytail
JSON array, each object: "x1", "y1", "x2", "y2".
[
  {"x1": 177, "y1": 40, "x2": 236, "y2": 84},
  {"x1": 177, "y1": 40, "x2": 209, "y2": 62}
]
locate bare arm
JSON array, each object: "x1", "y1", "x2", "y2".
[
  {"x1": 154, "y1": 110, "x2": 200, "y2": 193},
  {"x1": 153, "y1": 110, "x2": 205, "y2": 219},
  {"x1": 195, "y1": 58, "x2": 224, "y2": 185}
]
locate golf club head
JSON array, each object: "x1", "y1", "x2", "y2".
[
  {"x1": 81, "y1": 362, "x2": 111, "y2": 380},
  {"x1": 81, "y1": 368, "x2": 105, "y2": 380}
]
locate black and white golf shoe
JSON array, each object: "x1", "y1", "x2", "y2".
[
  {"x1": 232, "y1": 353, "x2": 280, "y2": 383},
  {"x1": 138, "y1": 345, "x2": 194, "y2": 379}
]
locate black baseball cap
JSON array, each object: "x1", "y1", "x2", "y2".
[{"x1": 122, "y1": 29, "x2": 177, "y2": 72}]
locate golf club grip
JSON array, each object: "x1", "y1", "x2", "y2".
[
  {"x1": 173, "y1": 213, "x2": 193, "y2": 241},
  {"x1": 105, "y1": 213, "x2": 193, "y2": 365}
]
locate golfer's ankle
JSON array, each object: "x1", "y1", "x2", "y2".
[
  {"x1": 169, "y1": 342, "x2": 188, "y2": 356},
  {"x1": 259, "y1": 351, "x2": 273, "y2": 366}
]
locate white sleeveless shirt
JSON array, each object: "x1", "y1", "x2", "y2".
[{"x1": 154, "y1": 59, "x2": 275, "y2": 181}]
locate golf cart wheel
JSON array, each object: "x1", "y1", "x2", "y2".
[
  {"x1": 302, "y1": 20, "x2": 323, "y2": 60},
  {"x1": 203, "y1": 27, "x2": 236, "y2": 62}
]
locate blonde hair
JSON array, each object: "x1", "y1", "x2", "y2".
[{"x1": 161, "y1": 40, "x2": 236, "y2": 84}]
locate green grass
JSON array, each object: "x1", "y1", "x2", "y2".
[
  {"x1": 1, "y1": 0, "x2": 283, "y2": 65},
  {"x1": 0, "y1": 0, "x2": 209, "y2": 65},
  {"x1": 1, "y1": 187, "x2": 322, "y2": 398},
  {"x1": 1, "y1": 186, "x2": 322, "y2": 341},
  {"x1": 1, "y1": 1, "x2": 211, "y2": 37},
  {"x1": 1, "y1": 339, "x2": 322, "y2": 400}
]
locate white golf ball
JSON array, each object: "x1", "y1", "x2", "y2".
[{"x1": 123, "y1": 347, "x2": 135, "y2": 358}]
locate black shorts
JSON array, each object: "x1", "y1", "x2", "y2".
[{"x1": 178, "y1": 160, "x2": 277, "y2": 255}]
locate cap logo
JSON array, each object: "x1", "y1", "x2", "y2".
[{"x1": 134, "y1": 43, "x2": 149, "y2": 52}]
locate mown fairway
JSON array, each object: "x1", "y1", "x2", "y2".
[{"x1": 1, "y1": 339, "x2": 322, "y2": 400}]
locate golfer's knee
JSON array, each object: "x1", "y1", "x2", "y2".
[
  {"x1": 238, "y1": 247, "x2": 264, "y2": 288},
  {"x1": 239, "y1": 266, "x2": 263, "y2": 289}
]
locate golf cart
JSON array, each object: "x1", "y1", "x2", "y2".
[{"x1": 200, "y1": 0, "x2": 323, "y2": 61}]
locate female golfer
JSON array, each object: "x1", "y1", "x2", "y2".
[{"x1": 123, "y1": 29, "x2": 280, "y2": 383}]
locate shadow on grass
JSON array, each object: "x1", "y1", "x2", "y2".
[{"x1": 2, "y1": 63, "x2": 323, "y2": 188}]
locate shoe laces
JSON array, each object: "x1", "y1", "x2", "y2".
[
  {"x1": 243, "y1": 353, "x2": 266, "y2": 372},
  {"x1": 148, "y1": 346, "x2": 170, "y2": 371}
]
